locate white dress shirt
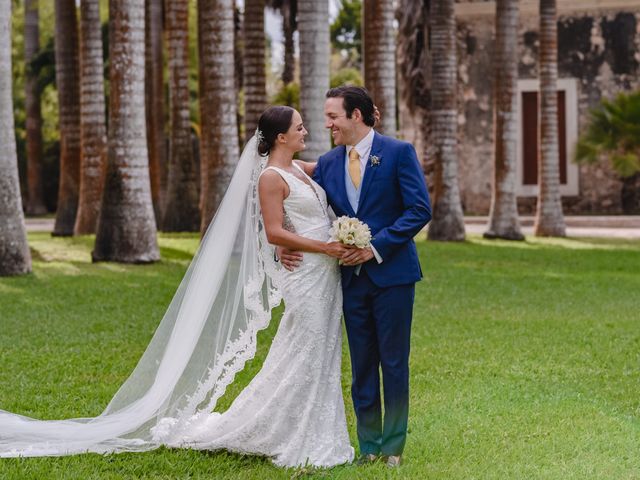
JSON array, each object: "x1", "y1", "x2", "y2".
[{"x1": 344, "y1": 128, "x2": 383, "y2": 265}]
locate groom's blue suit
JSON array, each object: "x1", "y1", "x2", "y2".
[{"x1": 313, "y1": 131, "x2": 431, "y2": 456}]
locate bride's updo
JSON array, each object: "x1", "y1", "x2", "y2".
[{"x1": 257, "y1": 106, "x2": 295, "y2": 156}]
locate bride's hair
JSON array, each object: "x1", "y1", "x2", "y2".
[{"x1": 257, "y1": 106, "x2": 295, "y2": 156}]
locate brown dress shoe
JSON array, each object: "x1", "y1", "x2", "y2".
[
  {"x1": 385, "y1": 455, "x2": 402, "y2": 467},
  {"x1": 355, "y1": 453, "x2": 379, "y2": 465}
]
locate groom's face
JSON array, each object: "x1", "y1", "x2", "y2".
[{"x1": 324, "y1": 97, "x2": 356, "y2": 146}]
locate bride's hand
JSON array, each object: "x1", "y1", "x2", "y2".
[{"x1": 323, "y1": 242, "x2": 353, "y2": 259}]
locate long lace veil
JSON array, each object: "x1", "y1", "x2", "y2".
[{"x1": 0, "y1": 135, "x2": 283, "y2": 457}]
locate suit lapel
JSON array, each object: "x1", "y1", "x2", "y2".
[{"x1": 358, "y1": 132, "x2": 383, "y2": 207}]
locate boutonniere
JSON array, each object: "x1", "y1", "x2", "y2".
[{"x1": 369, "y1": 155, "x2": 381, "y2": 167}]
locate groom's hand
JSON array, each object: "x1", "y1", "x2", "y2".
[
  {"x1": 373, "y1": 105, "x2": 381, "y2": 127},
  {"x1": 278, "y1": 246, "x2": 303, "y2": 271},
  {"x1": 341, "y1": 247, "x2": 374, "y2": 266}
]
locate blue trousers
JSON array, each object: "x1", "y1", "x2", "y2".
[{"x1": 342, "y1": 269, "x2": 414, "y2": 456}]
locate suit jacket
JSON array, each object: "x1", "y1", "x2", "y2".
[{"x1": 313, "y1": 131, "x2": 432, "y2": 288}]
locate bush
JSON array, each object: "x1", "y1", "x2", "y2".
[
  {"x1": 271, "y1": 83, "x2": 300, "y2": 110},
  {"x1": 330, "y1": 68, "x2": 363, "y2": 88}
]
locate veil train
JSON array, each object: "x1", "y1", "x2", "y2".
[{"x1": 0, "y1": 136, "x2": 282, "y2": 457}]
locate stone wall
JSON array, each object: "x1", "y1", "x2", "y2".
[{"x1": 400, "y1": 2, "x2": 640, "y2": 214}]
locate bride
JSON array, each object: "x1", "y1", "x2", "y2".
[{"x1": 0, "y1": 106, "x2": 355, "y2": 468}]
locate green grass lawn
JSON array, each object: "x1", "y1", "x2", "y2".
[{"x1": 1, "y1": 232, "x2": 639, "y2": 479}]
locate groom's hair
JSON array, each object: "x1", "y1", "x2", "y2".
[{"x1": 326, "y1": 86, "x2": 376, "y2": 127}]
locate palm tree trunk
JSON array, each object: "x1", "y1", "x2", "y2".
[
  {"x1": 74, "y1": 0, "x2": 107, "y2": 235},
  {"x1": 397, "y1": 0, "x2": 431, "y2": 189},
  {"x1": 297, "y1": 0, "x2": 329, "y2": 161},
  {"x1": 0, "y1": 1, "x2": 32, "y2": 276},
  {"x1": 243, "y1": 0, "x2": 267, "y2": 141},
  {"x1": 534, "y1": 0, "x2": 566, "y2": 236},
  {"x1": 52, "y1": 0, "x2": 81, "y2": 236},
  {"x1": 621, "y1": 173, "x2": 640, "y2": 214},
  {"x1": 234, "y1": 6, "x2": 244, "y2": 149},
  {"x1": 281, "y1": 0, "x2": 295, "y2": 85},
  {"x1": 363, "y1": 0, "x2": 396, "y2": 135},
  {"x1": 198, "y1": 0, "x2": 240, "y2": 233},
  {"x1": 161, "y1": 0, "x2": 200, "y2": 232},
  {"x1": 24, "y1": 0, "x2": 47, "y2": 215},
  {"x1": 93, "y1": 0, "x2": 159, "y2": 263},
  {"x1": 145, "y1": 0, "x2": 166, "y2": 224},
  {"x1": 427, "y1": 0, "x2": 465, "y2": 241},
  {"x1": 484, "y1": 0, "x2": 524, "y2": 240}
]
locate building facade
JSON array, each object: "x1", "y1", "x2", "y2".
[{"x1": 399, "y1": 0, "x2": 640, "y2": 214}]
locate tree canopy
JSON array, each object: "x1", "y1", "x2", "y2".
[{"x1": 330, "y1": 0, "x2": 361, "y2": 65}]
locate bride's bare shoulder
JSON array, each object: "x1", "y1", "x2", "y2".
[
  {"x1": 259, "y1": 168, "x2": 289, "y2": 198},
  {"x1": 259, "y1": 168, "x2": 284, "y2": 186}
]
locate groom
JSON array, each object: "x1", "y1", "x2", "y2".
[{"x1": 285, "y1": 86, "x2": 431, "y2": 466}]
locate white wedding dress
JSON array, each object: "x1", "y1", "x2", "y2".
[
  {"x1": 154, "y1": 164, "x2": 354, "y2": 467},
  {"x1": 0, "y1": 137, "x2": 353, "y2": 468}
]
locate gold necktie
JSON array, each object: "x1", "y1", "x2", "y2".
[{"x1": 348, "y1": 148, "x2": 361, "y2": 189}]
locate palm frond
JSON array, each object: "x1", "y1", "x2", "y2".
[
  {"x1": 611, "y1": 152, "x2": 640, "y2": 178},
  {"x1": 575, "y1": 90, "x2": 640, "y2": 177},
  {"x1": 574, "y1": 138, "x2": 600, "y2": 164}
]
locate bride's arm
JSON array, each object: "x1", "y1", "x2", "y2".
[
  {"x1": 293, "y1": 160, "x2": 316, "y2": 177},
  {"x1": 259, "y1": 171, "x2": 346, "y2": 258}
]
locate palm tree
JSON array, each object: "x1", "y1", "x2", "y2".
[
  {"x1": 198, "y1": 0, "x2": 240, "y2": 232},
  {"x1": 297, "y1": 0, "x2": 330, "y2": 161},
  {"x1": 24, "y1": 0, "x2": 47, "y2": 215},
  {"x1": 243, "y1": 0, "x2": 268, "y2": 140},
  {"x1": 161, "y1": 0, "x2": 200, "y2": 232},
  {"x1": 74, "y1": 0, "x2": 107, "y2": 235},
  {"x1": 52, "y1": 0, "x2": 81, "y2": 236},
  {"x1": 427, "y1": 0, "x2": 465, "y2": 241},
  {"x1": 234, "y1": 5, "x2": 244, "y2": 148},
  {"x1": 93, "y1": 0, "x2": 159, "y2": 263},
  {"x1": 1, "y1": 1, "x2": 32, "y2": 276},
  {"x1": 266, "y1": 0, "x2": 297, "y2": 85},
  {"x1": 145, "y1": 0, "x2": 166, "y2": 223},
  {"x1": 362, "y1": 0, "x2": 396, "y2": 135},
  {"x1": 281, "y1": 0, "x2": 296, "y2": 85},
  {"x1": 534, "y1": 0, "x2": 566, "y2": 236},
  {"x1": 575, "y1": 90, "x2": 640, "y2": 213},
  {"x1": 397, "y1": 0, "x2": 431, "y2": 182},
  {"x1": 484, "y1": 0, "x2": 524, "y2": 240}
]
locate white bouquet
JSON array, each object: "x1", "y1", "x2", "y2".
[{"x1": 329, "y1": 216, "x2": 372, "y2": 248}]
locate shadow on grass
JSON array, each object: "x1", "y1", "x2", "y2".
[
  {"x1": 0, "y1": 446, "x2": 352, "y2": 479},
  {"x1": 27, "y1": 232, "x2": 200, "y2": 264},
  {"x1": 420, "y1": 234, "x2": 640, "y2": 283},
  {"x1": 159, "y1": 245, "x2": 198, "y2": 262},
  {"x1": 464, "y1": 234, "x2": 640, "y2": 251}
]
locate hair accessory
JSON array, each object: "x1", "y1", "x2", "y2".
[{"x1": 255, "y1": 128, "x2": 265, "y2": 144}]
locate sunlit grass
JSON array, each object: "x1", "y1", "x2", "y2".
[{"x1": 0, "y1": 233, "x2": 639, "y2": 479}]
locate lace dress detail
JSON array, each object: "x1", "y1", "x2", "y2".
[{"x1": 158, "y1": 164, "x2": 354, "y2": 468}]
